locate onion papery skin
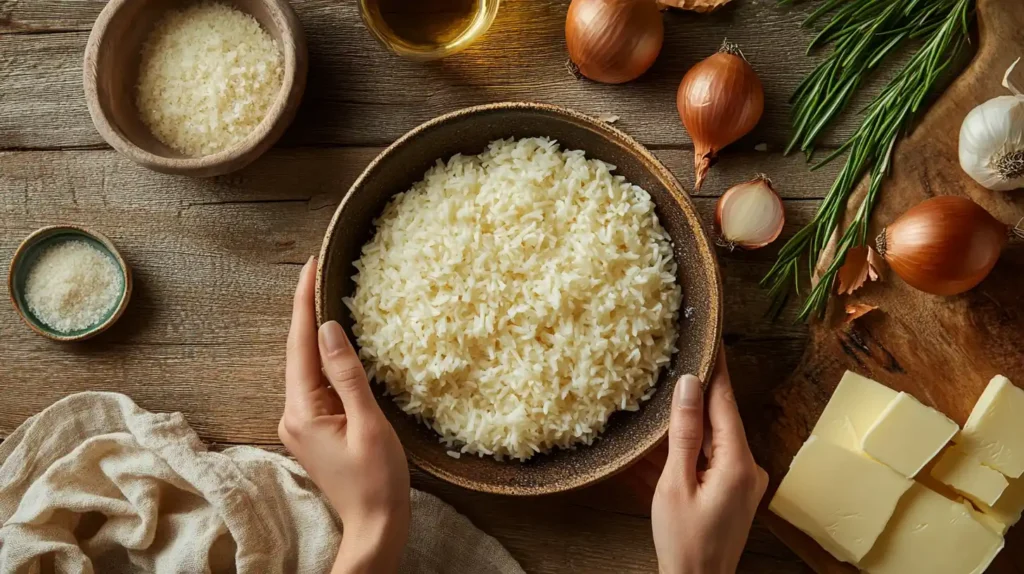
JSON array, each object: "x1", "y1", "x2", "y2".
[
  {"x1": 565, "y1": 0, "x2": 664, "y2": 85},
  {"x1": 881, "y1": 196, "x2": 1008, "y2": 296},
  {"x1": 677, "y1": 50, "x2": 764, "y2": 192}
]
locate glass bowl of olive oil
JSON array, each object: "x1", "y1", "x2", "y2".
[{"x1": 359, "y1": 0, "x2": 499, "y2": 61}]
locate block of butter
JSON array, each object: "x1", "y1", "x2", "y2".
[
  {"x1": 974, "y1": 474, "x2": 1024, "y2": 535},
  {"x1": 958, "y1": 375, "x2": 1024, "y2": 478},
  {"x1": 810, "y1": 371, "x2": 897, "y2": 451},
  {"x1": 930, "y1": 445, "x2": 1009, "y2": 507},
  {"x1": 860, "y1": 483, "x2": 1004, "y2": 574},
  {"x1": 861, "y1": 392, "x2": 959, "y2": 477},
  {"x1": 769, "y1": 435, "x2": 912, "y2": 565}
]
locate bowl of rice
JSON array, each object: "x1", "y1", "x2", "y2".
[
  {"x1": 83, "y1": 0, "x2": 307, "y2": 177},
  {"x1": 317, "y1": 102, "x2": 722, "y2": 495}
]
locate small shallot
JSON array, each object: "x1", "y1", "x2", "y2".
[
  {"x1": 715, "y1": 175, "x2": 784, "y2": 250},
  {"x1": 678, "y1": 41, "x2": 764, "y2": 192},
  {"x1": 565, "y1": 0, "x2": 664, "y2": 84},
  {"x1": 877, "y1": 196, "x2": 1012, "y2": 296}
]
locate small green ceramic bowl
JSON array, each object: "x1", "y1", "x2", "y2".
[{"x1": 8, "y1": 225, "x2": 132, "y2": 342}]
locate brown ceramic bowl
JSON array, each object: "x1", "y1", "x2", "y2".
[
  {"x1": 83, "y1": 0, "x2": 307, "y2": 177},
  {"x1": 316, "y1": 103, "x2": 722, "y2": 495}
]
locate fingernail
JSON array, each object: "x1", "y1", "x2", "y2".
[
  {"x1": 320, "y1": 321, "x2": 348, "y2": 355},
  {"x1": 677, "y1": 375, "x2": 702, "y2": 406},
  {"x1": 305, "y1": 255, "x2": 316, "y2": 268}
]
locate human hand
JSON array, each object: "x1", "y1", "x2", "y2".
[
  {"x1": 279, "y1": 257, "x2": 410, "y2": 574},
  {"x1": 651, "y1": 350, "x2": 769, "y2": 574}
]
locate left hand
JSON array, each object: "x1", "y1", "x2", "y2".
[{"x1": 278, "y1": 257, "x2": 411, "y2": 574}]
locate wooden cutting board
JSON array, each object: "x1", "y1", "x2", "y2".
[{"x1": 755, "y1": 0, "x2": 1024, "y2": 572}]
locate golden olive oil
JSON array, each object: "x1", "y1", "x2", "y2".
[{"x1": 359, "y1": 0, "x2": 500, "y2": 60}]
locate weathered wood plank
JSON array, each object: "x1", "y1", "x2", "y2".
[
  {"x1": 0, "y1": 0, "x2": 906, "y2": 150},
  {"x1": 410, "y1": 471, "x2": 808, "y2": 574},
  {"x1": 759, "y1": 0, "x2": 1024, "y2": 571},
  {"x1": 0, "y1": 1, "x2": 950, "y2": 571},
  {"x1": 206, "y1": 443, "x2": 808, "y2": 573},
  {"x1": 0, "y1": 147, "x2": 815, "y2": 443}
]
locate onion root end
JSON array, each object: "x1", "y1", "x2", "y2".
[
  {"x1": 875, "y1": 229, "x2": 888, "y2": 258},
  {"x1": 565, "y1": 58, "x2": 583, "y2": 80}
]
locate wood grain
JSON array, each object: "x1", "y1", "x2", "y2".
[
  {"x1": 0, "y1": 145, "x2": 817, "y2": 571},
  {"x1": 0, "y1": 0, "x2": 943, "y2": 570},
  {"x1": 0, "y1": 0, "x2": 904, "y2": 150},
  {"x1": 205, "y1": 443, "x2": 809, "y2": 573},
  {"x1": 82, "y1": 0, "x2": 309, "y2": 176},
  {"x1": 0, "y1": 148, "x2": 823, "y2": 442},
  {"x1": 756, "y1": 0, "x2": 1024, "y2": 572}
]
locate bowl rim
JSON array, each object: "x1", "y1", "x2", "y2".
[
  {"x1": 8, "y1": 225, "x2": 134, "y2": 343},
  {"x1": 315, "y1": 101, "x2": 723, "y2": 495},
  {"x1": 82, "y1": 0, "x2": 308, "y2": 176},
  {"x1": 357, "y1": 0, "x2": 501, "y2": 61}
]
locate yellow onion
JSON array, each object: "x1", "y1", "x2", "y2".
[
  {"x1": 565, "y1": 0, "x2": 664, "y2": 84},
  {"x1": 877, "y1": 196, "x2": 1009, "y2": 296},
  {"x1": 677, "y1": 42, "x2": 764, "y2": 192},
  {"x1": 714, "y1": 175, "x2": 785, "y2": 250}
]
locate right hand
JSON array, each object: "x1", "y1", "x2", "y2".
[
  {"x1": 278, "y1": 257, "x2": 410, "y2": 574},
  {"x1": 651, "y1": 350, "x2": 769, "y2": 574}
]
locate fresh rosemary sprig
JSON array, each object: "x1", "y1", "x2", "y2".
[{"x1": 763, "y1": 0, "x2": 974, "y2": 320}]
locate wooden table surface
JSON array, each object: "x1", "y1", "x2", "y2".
[{"x1": 0, "y1": 0, "x2": 932, "y2": 571}]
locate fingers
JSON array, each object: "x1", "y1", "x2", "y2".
[
  {"x1": 285, "y1": 257, "x2": 323, "y2": 416},
  {"x1": 662, "y1": 374, "x2": 705, "y2": 492},
  {"x1": 319, "y1": 321, "x2": 378, "y2": 418},
  {"x1": 706, "y1": 349, "x2": 754, "y2": 464}
]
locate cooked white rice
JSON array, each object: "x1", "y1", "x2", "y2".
[{"x1": 345, "y1": 137, "x2": 683, "y2": 461}]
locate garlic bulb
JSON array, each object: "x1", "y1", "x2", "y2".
[{"x1": 959, "y1": 58, "x2": 1024, "y2": 191}]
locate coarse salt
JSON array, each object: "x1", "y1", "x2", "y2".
[
  {"x1": 136, "y1": 2, "x2": 284, "y2": 157},
  {"x1": 24, "y1": 240, "x2": 123, "y2": 334}
]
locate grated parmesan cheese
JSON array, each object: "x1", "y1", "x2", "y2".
[
  {"x1": 136, "y1": 2, "x2": 284, "y2": 157},
  {"x1": 24, "y1": 240, "x2": 124, "y2": 334}
]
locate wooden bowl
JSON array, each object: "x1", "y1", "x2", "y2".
[
  {"x1": 83, "y1": 0, "x2": 307, "y2": 177},
  {"x1": 316, "y1": 103, "x2": 723, "y2": 495},
  {"x1": 8, "y1": 226, "x2": 132, "y2": 342}
]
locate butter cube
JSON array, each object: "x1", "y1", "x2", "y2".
[
  {"x1": 930, "y1": 445, "x2": 1009, "y2": 507},
  {"x1": 811, "y1": 371, "x2": 897, "y2": 451},
  {"x1": 970, "y1": 502, "x2": 1014, "y2": 536},
  {"x1": 769, "y1": 435, "x2": 912, "y2": 565},
  {"x1": 860, "y1": 483, "x2": 1004, "y2": 574},
  {"x1": 975, "y1": 474, "x2": 1024, "y2": 534},
  {"x1": 860, "y1": 392, "x2": 958, "y2": 477},
  {"x1": 958, "y1": 375, "x2": 1024, "y2": 478}
]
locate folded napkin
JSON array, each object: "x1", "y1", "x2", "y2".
[{"x1": 0, "y1": 392, "x2": 523, "y2": 574}]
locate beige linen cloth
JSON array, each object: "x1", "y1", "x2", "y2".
[{"x1": 0, "y1": 392, "x2": 524, "y2": 574}]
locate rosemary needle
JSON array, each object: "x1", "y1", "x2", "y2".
[{"x1": 764, "y1": 0, "x2": 973, "y2": 321}]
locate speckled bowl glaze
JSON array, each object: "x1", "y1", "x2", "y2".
[
  {"x1": 8, "y1": 225, "x2": 132, "y2": 342},
  {"x1": 316, "y1": 102, "x2": 722, "y2": 495}
]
